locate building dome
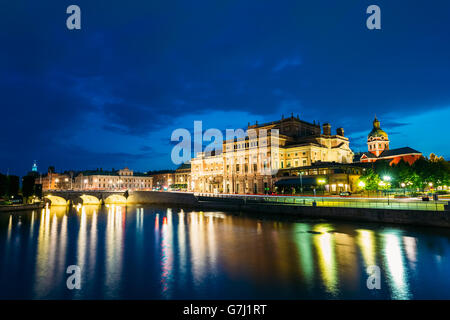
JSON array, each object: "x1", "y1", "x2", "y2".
[{"x1": 368, "y1": 116, "x2": 388, "y2": 139}]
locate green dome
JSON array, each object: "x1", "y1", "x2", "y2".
[{"x1": 368, "y1": 117, "x2": 388, "y2": 139}]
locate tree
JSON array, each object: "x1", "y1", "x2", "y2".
[
  {"x1": 359, "y1": 168, "x2": 382, "y2": 191},
  {"x1": 22, "y1": 175, "x2": 35, "y2": 201},
  {"x1": 429, "y1": 153, "x2": 444, "y2": 162},
  {"x1": 0, "y1": 173, "x2": 7, "y2": 197},
  {"x1": 8, "y1": 176, "x2": 20, "y2": 196}
]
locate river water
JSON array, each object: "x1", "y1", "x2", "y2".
[{"x1": 0, "y1": 204, "x2": 449, "y2": 299}]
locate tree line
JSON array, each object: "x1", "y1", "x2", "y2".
[
  {"x1": 360, "y1": 154, "x2": 450, "y2": 193},
  {"x1": 0, "y1": 172, "x2": 40, "y2": 203}
]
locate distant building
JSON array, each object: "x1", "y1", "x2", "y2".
[
  {"x1": 357, "y1": 117, "x2": 422, "y2": 165},
  {"x1": 174, "y1": 163, "x2": 191, "y2": 190},
  {"x1": 38, "y1": 167, "x2": 71, "y2": 191},
  {"x1": 75, "y1": 167, "x2": 152, "y2": 190},
  {"x1": 275, "y1": 162, "x2": 367, "y2": 194},
  {"x1": 148, "y1": 170, "x2": 175, "y2": 190}
]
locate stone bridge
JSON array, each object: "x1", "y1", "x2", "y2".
[{"x1": 43, "y1": 190, "x2": 129, "y2": 206}]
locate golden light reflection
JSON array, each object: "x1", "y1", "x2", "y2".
[
  {"x1": 313, "y1": 224, "x2": 338, "y2": 296},
  {"x1": 356, "y1": 229, "x2": 376, "y2": 267},
  {"x1": 7, "y1": 214, "x2": 12, "y2": 242},
  {"x1": 188, "y1": 211, "x2": 208, "y2": 286},
  {"x1": 77, "y1": 206, "x2": 87, "y2": 276},
  {"x1": 58, "y1": 214, "x2": 67, "y2": 276},
  {"x1": 383, "y1": 232, "x2": 411, "y2": 300},
  {"x1": 105, "y1": 204, "x2": 124, "y2": 298},
  {"x1": 33, "y1": 207, "x2": 52, "y2": 296},
  {"x1": 178, "y1": 210, "x2": 187, "y2": 286},
  {"x1": 90, "y1": 209, "x2": 97, "y2": 268},
  {"x1": 334, "y1": 232, "x2": 358, "y2": 289}
]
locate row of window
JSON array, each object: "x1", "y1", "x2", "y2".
[
  {"x1": 281, "y1": 159, "x2": 308, "y2": 168},
  {"x1": 369, "y1": 143, "x2": 388, "y2": 150}
]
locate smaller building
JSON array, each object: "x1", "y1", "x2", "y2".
[
  {"x1": 358, "y1": 117, "x2": 422, "y2": 165},
  {"x1": 75, "y1": 167, "x2": 152, "y2": 191},
  {"x1": 174, "y1": 163, "x2": 191, "y2": 190},
  {"x1": 275, "y1": 162, "x2": 366, "y2": 194},
  {"x1": 37, "y1": 167, "x2": 72, "y2": 191},
  {"x1": 148, "y1": 170, "x2": 175, "y2": 190}
]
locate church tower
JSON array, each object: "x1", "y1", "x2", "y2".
[{"x1": 367, "y1": 116, "x2": 389, "y2": 157}]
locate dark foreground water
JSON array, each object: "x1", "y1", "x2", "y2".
[{"x1": 1, "y1": 204, "x2": 450, "y2": 299}]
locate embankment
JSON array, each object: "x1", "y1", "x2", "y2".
[
  {"x1": 0, "y1": 203, "x2": 44, "y2": 212},
  {"x1": 127, "y1": 191, "x2": 450, "y2": 228}
]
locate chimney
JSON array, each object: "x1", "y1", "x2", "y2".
[
  {"x1": 323, "y1": 123, "x2": 331, "y2": 135},
  {"x1": 336, "y1": 127, "x2": 344, "y2": 136}
]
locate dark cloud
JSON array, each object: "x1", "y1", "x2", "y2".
[{"x1": 1, "y1": 0, "x2": 450, "y2": 174}]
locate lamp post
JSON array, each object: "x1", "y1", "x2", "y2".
[
  {"x1": 358, "y1": 180, "x2": 366, "y2": 198},
  {"x1": 381, "y1": 175, "x2": 391, "y2": 205},
  {"x1": 317, "y1": 178, "x2": 326, "y2": 203},
  {"x1": 299, "y1": 171, "x2": 303, "y2": 195}
]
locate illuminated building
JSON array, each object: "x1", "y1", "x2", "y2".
[
  {"x1": 191, "y1": 114, "x2": 354, "y2": 194},
  {"x1": 37, "y1": 167, "x2": 71, "y2": 191},
  {"x1": 357, "y1": 117, "x2": 422, "y2": 165},
  {"x1": 74, "y1": 167, "x2": 152, "y2": 190},
  {"x1": 275, "y1": 162, "x2": 366, "y2": 194},
  {"x1": 174, "y1": 163, "x2": 191, "y2": 190},
  {"x1": 148, "y1": 170, "x2": 175, "y2": 190}
]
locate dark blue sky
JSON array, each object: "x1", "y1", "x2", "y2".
[{"x1": 1, "y1": 1, "x2": 450, "y2": 175}]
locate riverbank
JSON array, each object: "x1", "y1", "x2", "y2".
[
  {"x1": 0, "y1": 203, "x2": 44, "y2": 212},
  {"x1": 128, "y1": 191, "x2": 450, "y2": 228},
  {"x1": 197, "y1": 200, "x2": 450, "y2": 228}
]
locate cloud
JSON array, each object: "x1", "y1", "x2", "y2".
[
  {"x1": 272, "y1": 57, "x2": 302, "y2": 72},
  {"x1": 2, "y1": 1, "x2": 450, "y2": 174}
]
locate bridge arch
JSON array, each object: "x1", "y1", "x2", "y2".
[
  {"x1": 76, "y1": 195, "x2": 101, "y2": 205},
  {"x1": 104, "y1": 194, "x2": 127, "y2": 205},
  {"x1": 45, "y1": 195, "x2": 69, "y2": 206}
]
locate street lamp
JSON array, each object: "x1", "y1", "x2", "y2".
[
  {"x1": 380, "y1": 178, "x2": 391, "y2": 205},
  {"x1": 317, "y1": 178, "x2": 326, "y2": 202},
  {"x1": 299, "y1": 171, "x2": 304, "y2": 194},
  {"x1": 401, "y1": 182, "x2": 406, "y2": 196}
]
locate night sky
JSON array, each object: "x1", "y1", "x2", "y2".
[{"x1": 1, "y1": 1, "x2": 450, "y2": 176}]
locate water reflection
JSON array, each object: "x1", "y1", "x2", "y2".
[
  {"x1": 160, "y1": 209, "x2": 173, "y2": 297},
  {"x1": 1, "y1": 205, "x2": 450, "y2": 299},
  {"x1": 105, "y1": 204, "x2": 124, "y2": 298},
  {"x1": 357, "y1": 229, "x2": 376, "y2": 267},
  {"x1": 294, "y1": 224, "x2": 314, "y2": 289},
  {"x1": 314, "y1": 224, "x2": 338, "y2": 296},
  {"x1": 382, "y1": 231, "x2": 411, "y2": 300}
]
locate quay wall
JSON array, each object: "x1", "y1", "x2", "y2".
[
  {"x1": 127, "y1": 191, "x2": 450, "y2": 228},
  {"x1": 0, "y1": 203, "x2": 44, "y2": 212},
  {"x1": 198, "y1": 201, "x2": 450, "y2": 228},
  {"x1": 127, "y1": 191, "x2": 198, "y2": 206}
]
